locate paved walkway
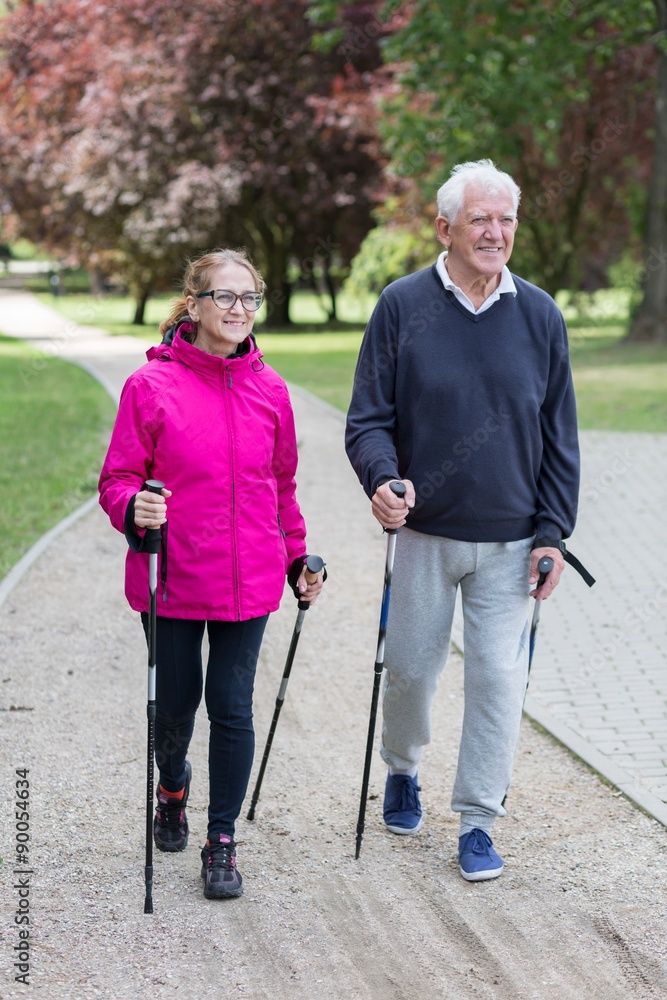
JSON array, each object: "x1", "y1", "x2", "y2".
[{"x1": 2, "y1": 288, "x2": 666, "y2": 827}]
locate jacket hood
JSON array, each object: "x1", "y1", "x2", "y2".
[{"x1": 146, "y1": 321, "x2": 263, "y2": 384}]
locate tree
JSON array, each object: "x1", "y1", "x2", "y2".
[
  {"x1": 628, "y1": 0, "x2": 667, "y2": 343},
  {"x1": 0, "y1": 1, "x2": 244, "y2": 320},
  {"x1": 309, "y1": 1, "x2": 656, "y2": 298},
  {"x1": 0, "y1": 0, "x2": 385, "y2": 324}
]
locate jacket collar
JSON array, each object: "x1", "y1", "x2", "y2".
[{"x1": 147, "y1": 323, "x2": 263, "y2": 383}]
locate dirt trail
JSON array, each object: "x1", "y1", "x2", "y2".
[{"x1": 0, "y1": 392, "x2": 665, "y2": 999}]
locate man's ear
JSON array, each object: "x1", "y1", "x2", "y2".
[{"x1": 435, "y1": 215, "x2": 452, "y2": 248}]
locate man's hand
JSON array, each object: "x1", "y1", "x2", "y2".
[
  {"x1": 371, "y1": 479, "x2": 415, "y2": 530},
  {"x1": 529, "y1": 547, "x2": 564, "y2": 600}
]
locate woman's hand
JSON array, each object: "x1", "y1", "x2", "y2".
[
  {"x1": 134, "y1": 487, "x2": 172, "y2": 529},
  {"x1": 295, "y1": 564, "x2": 324, "y2": 605}
]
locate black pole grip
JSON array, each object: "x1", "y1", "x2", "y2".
[
  {"x1": 385, "y1": 481, "x2": 407, "y2": 537},
  {"x1": 537, "y1": 555, "x2": 554, "y2": 587},
  {"x1": 144, "y1": 479, "x2": 165, "y2": 496},
  {"x1": 142, "y1": 480, "x2": 165, "y2": 549},
  {"x1": 305, "y1": 554, "x2": 324, "y2": 580}
]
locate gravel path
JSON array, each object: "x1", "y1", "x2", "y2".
[{"x1": 0, "y1": 387, "x2": 666, "y2": 999}]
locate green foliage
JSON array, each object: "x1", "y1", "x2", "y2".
[
  {"x1": 345, "y1": 223, "x2": 435, "y2": 296},
  {"x1": 0, "y1": 0, "x2": 384, "y2": 326},
  {"x1": 6, "y1": 240, "x2": 49, "y2": 261},
  {"x1": 0, "y1": 335, "x2": 116, "y2": 580},
  {"x1": 375, "y1": 0, "x2": 655, "y2": 295}
]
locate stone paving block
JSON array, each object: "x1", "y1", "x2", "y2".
[{"x1": 595, "y1": 742, "x2": 631, "y2": 754}]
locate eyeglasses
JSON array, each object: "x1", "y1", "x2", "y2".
[{"x1": 197, "y1": 289, "x2": 264, "y2": 311}]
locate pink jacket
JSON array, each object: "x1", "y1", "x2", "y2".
[{"x1": 98, "y1": 328, "x2": 307, "y2": 620}]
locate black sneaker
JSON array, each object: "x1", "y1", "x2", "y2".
[
  {"x1": 201, "y1": 834, "x2": 243, "y2": 899},
  {"x1": 153, "y1": 760, "x2": 192, "y2": 853}
]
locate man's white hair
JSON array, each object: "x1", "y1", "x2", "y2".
[{"x1": 436, "y1": 159, "x2": 521, "y2": 222}]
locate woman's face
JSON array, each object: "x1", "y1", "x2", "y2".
[{"x1": 186, "y1": 262, "x2": 260, "y2": 358}]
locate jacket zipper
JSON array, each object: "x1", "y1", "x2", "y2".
[{"x1": 222, "y1": 365, "x2": 241, "y2": 620}]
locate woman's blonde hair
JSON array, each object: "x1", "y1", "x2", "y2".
[{"x1": 158, "y1": 248, "x2": 266, "y2": 341}]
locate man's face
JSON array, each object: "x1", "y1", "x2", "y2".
[{"x1": 435, "y1": 184, "x2": 518, "y2": 286}]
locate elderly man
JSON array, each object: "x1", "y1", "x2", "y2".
[{"x1": 345, "y1": 159, "x2": 580, "y2": 881}]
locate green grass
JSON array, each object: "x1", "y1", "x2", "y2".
[
  {"x1": 34, "y1": 290, "x2": 172, "y2": 337},
  {"x1": 567, "y1": 327, "x2": 667, "y2": 432},
  {"x1": 543, "y1": 289, "x2": 667, "y2": 431},
  {"x1": 37, "y1": 287, "x2": 667, "y2": 432},
  {"x1": 250, "y1": 304, "x2": 667, "y2": 432},
  {"x1": 258, "y1": 331, "x2": 364, "y2": 411},
  {"x1": 0, "y1": 333, "x2": 116, "y2": 580}
]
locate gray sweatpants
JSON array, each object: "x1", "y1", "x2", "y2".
[{"x1": 381, "y1": 528, "x2": 533, "y2": 833}]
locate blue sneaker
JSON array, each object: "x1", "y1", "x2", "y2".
[
  {"x1": 458, "y1": 829, "x2": 503, "y2": 881},
  {"x1": 383, "y1": 772, "x2": 423, "y2": 835}
]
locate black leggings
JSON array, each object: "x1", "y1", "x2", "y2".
[{"x1": 142, "y1": 615, "x2": 268, "y2": 839}]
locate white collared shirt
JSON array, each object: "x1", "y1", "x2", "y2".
[{"x1": 436, "y1": 251, "x2": 517, "y2": 314}]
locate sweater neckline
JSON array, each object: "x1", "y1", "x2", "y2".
[{"x1": 430, "y1": 264, "x2": 509, "y2": 323}]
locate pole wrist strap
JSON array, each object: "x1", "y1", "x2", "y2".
[
  {"x1": 125, "y1": 495, "x2": 168, "y2": 595},
  {"x1": 532, "y1": 537, "x2": 596, "y2": 588}
]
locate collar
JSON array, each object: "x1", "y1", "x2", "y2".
[
  {"x1": 147, "y1": 325, "x2": 263, "y2": 383},
  {"x1": 436, "y1": 251, "x2": 517, "y2": 314}
]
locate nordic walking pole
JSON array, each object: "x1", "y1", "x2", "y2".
[
  {"x1": 142, "y1": 479, "x2": 165, "y2": 915},
  {"x1": 355, "y1": 480, "x2": 406, "y2": 860},
  {"x1": 247, "y1": 554, "x2": 325, "y2": 821},
  {"x1": 528, "y1": 555, "x2": 554, "y2": 675}
]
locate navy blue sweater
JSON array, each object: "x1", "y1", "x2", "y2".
[{"x1": 345, "y1": 264, "x2": 579, "y2": 543}]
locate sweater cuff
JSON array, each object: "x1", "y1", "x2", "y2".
[
  {"x1": 533, "y1": 520, "x2": 563, "y2": 542},
  {"x1": 372, "y1": 473, "x2": 401, "y2": 496}
]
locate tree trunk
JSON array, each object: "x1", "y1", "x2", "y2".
[
  {"x1": 627, "y1": 0, "x2": 667, "y2": 343},
  {"x1": 322, "y1": 259, "x2": 338, "y2": 321},
  {"x1": 262, "y1": 264, "x2": 292, "y2": 327},
  {"x1": 258, "y1": 223, "x2": 293, "y2": 329},
  {"x1": 88, "y1": 267, "x2": 106, "y2": 296},
  {"x1": 132, "y1": 287, "x2": 151, "y2": 325}
]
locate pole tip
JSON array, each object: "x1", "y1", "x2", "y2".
[{"x1": 144, "y1": 897, "x2": 153, "y2": 914}]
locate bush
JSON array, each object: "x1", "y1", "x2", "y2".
[{"x1": 345, "y1": 223, "x2": 436, "y2": 297}]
